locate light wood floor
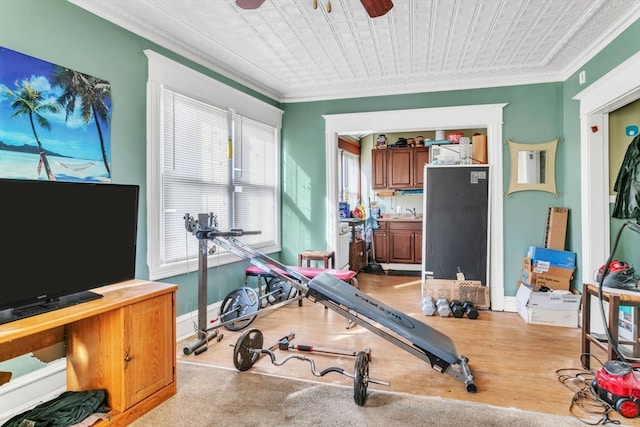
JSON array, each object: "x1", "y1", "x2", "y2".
[{"x1": 177, "y1": 272, "x2": 609, "y2": 421}]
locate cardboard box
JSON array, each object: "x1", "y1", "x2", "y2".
[
  {"x1": 521, "y1": 257, "x2": 574, "y2": 291},
  {"x1": 527, "y1": 246, "x2": 576, "y2": 269},
  {"x1": 515, "y1": 283, "x2": 580, "y2": 328},
  {"x1": 423, "y1": 279, "x2": 490, "y2": 309},
  {"x1": 545, "y1": 207, "x2": 568, "y2": 250}
]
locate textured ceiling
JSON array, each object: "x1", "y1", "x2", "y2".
[{"x1": 68, "y1": 0, "x2": 640, "y2": 102}]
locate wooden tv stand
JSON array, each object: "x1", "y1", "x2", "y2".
[{"x1": 0, "y1": 280, "x2": 178, "y2": 426}]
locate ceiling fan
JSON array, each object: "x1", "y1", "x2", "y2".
[{"x1": 236, "y1": 0, "x2": 394, "y2": 18}]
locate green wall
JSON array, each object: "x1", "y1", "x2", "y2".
[
  {"x1": 0, "y1": 0, "x2": 280, "y2": 319},
  {"x1": 560, "y1": 17, "x2": 640, "y2": 289},
  {"x1": 282, "y1": 85, "x2": 566, "y2": 295},
  {"x1": 281, "y1": 18, "x2": 640, "y2": 296},
  {"x1": 1, "y1": 0, "x2": 639, "y2": 317}
]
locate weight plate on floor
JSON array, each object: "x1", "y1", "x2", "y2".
[
  {"x1": 219, "y1": 287, "x2": 260, "y2": 331},
  {"x1": 353, "y1": 350, "x2": 369, "y2": 406},
  {"x1": 233, "y1": 328, "x2": 263, "y2": 371}
]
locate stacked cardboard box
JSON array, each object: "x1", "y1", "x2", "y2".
[
  {"x1": 516, "y1": 284, "x2": 581, "y2": 328},
  {"x1": 521, "y1": 246, "x2": 576, "y2": 291}
]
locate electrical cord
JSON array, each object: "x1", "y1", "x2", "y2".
[{"x1": 556, "y1": 355, "x2": 621, "y2": 425}]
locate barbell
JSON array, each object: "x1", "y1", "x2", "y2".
[{"x1": 232, "y1": 328, "x2": 389, "y2": 406}]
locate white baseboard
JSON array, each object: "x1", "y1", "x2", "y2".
[
  {"x1": 176, "y1": 301, "x2": 222, "y2": 343},
  {"x1": 503, "y1": 295, "x2": 517, "y2": 312},
  {"x1": 0, "y1": 358, "x2": 66, "y2": 424}
]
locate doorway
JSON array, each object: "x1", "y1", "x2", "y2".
[
  {"x1": 574, "y1": 51, "x2": 640, "y2": 280},
  {"x1": 323, "y1": 104, "x2": 507, "y2": 310}
]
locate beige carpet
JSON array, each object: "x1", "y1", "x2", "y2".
[{"x1": 130, "y1": 362, "x2": 593, "y2": 426}]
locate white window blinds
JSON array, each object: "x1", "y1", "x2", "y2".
[
  {"x1": 232, "y1": 114, "x2": 278, "y2": 247},
  {"x1": 162, "y1": 90, "x2": 230, "y2": 264},
  {"x1": 146, "y1": 50, "x2": 282, "y2": 280}
]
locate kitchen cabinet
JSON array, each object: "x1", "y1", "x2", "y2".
[
  {"x1": 387, "y1": 148, "x2": 413, "y2": 188},
  {"x1": 371, "y1": 148, "x2": 387, "y2": 189},
  {"x1": 388, "y1": 221, "x2": 422, "y2": 263},
  {"x1": 373, "y1": 147, "x2": 429, "y2": 189},
  {"x1": 413, "y1": 148, "x2": 430, "y2": 188},
  {"x1": 372, "y1": 221, "x2": 389, "y2": 263},
  {"x1": 374, "y1": 220, "x2": 422, "y2": 264}
]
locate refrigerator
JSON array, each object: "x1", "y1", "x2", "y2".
[{"x1": 422, "y1": 164, "x2": 490, "y2": 285}]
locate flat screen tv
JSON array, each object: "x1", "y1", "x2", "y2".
[{"x1": 0, "y1": 178, "x2": 139, "y2": 325}]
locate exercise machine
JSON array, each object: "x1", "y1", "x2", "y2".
[{"x1": 184, "y1": 212, "x2": 476, "y2": 393}]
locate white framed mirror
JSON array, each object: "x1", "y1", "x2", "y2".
[{"x1": 506, "y1": 137, "x2": 559, "y2": 196}]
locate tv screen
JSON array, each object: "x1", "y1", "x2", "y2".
[{"x1": 0, "y1": 178, "x2": 139, "y2": 324}]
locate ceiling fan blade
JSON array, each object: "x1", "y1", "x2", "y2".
[
  {"x1": 236, "y1": 0, "x2": 265, "y2": 9},
  {"x1": 360, "y1": 0, "x2": 394, "y2": 18}
]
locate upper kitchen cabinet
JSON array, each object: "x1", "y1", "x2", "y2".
[
  {"x1": 371, "y1": 148, "x2": 387, "y2": 189},
  {"x1": 413, "y1": 147, "x2": 430, "y2": 188},
  {"x1": 373, "y1": 147, "x2": 429, "y2": 189}
]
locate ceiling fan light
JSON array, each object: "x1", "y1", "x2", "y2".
[
  {"x1": 236, "y1": 0, "x2": 265, "y2": 9},
  {"x1": 360, "y1": 0, "x2": 394, "y2": 18}
]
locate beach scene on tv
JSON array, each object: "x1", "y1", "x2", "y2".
[{"x1": 0, "y1": 46, "x2": 111, "y2": 182}]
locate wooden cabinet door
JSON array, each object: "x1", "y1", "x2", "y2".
[
  {"x1": 123, "y1": 294, "x2": 174, "y2": 409},
  {"x1": 388, "y1": 222, "x2": 422, "y2": 264},
  {"x1": 387, "y1": 148, "x2": 413, "y2": 189},
  {"x1": 371, "y1": 149, "x2": 387, "y2": 189},
  {"x1": 373, "y1": 229, "x2": 388, "y2": 263},
  {"x1": 413, "y1": 148, "x2": 429, "y2": 188},
  {"x1": 388, "y1": 229, "x2": 414, "y2": 263}
]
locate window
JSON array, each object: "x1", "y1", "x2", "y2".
[
  {"x1": 340, "y1": 150, "x2": 360, "y2": 204},
  {"x1": 338, "y1": 137, "x2": 361, "y2": 205},
  {"x1": 145, "y1": 51, "x2": 283, "y2": 280}
]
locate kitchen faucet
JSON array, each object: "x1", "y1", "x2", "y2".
[{"x1": 406, "y1": 208, "x2": 416, "y2": 217}]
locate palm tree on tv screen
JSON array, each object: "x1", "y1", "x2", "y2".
[
  {"x1": 52, "y1": 67, "x2": 111, "y2": 178},
  {"x1": 1, "y1": 80, "x2": 60, "y2": 180}
]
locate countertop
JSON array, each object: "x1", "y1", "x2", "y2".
[
  {"x1": 340, "y1": 215, "x2": 422, "y2": 223},
  {"x1": 377, "y1": 214, "x2": 422, "y2": 222}
]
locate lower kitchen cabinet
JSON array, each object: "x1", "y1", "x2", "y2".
[
  {"x1": 373, "y1": 221, "x2": 389, "y2": 263},
  {"x1": 388, "y1": 221, "x2": 422, "y2": 264},
  {"x1": 374, "y1": 220, "x2": 422, "y2": 264}
]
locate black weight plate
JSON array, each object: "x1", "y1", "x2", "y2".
[
  {"x1": 265, "y1": 278, "x2": 295, "y2": 305},
  {"x1": 233, "y1": 328, "x2": 263, "y2": 371},
  {"x1": 353, "y1": 351, "x2": 369, "y2": 406},
  {"x1": 219, "y1": 287, "x2": 260, "y2": 331}
]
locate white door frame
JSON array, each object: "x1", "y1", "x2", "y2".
[
  {"x1": 323, "y1": 104, "x2": 507, "y2": 310},
  {"x1": 574, "y1": 51, "x2": 640, "y2": 282}
]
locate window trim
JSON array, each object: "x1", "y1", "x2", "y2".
[{"x1": 145, "y1": 50, "x2": 283, "y2": 280}]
